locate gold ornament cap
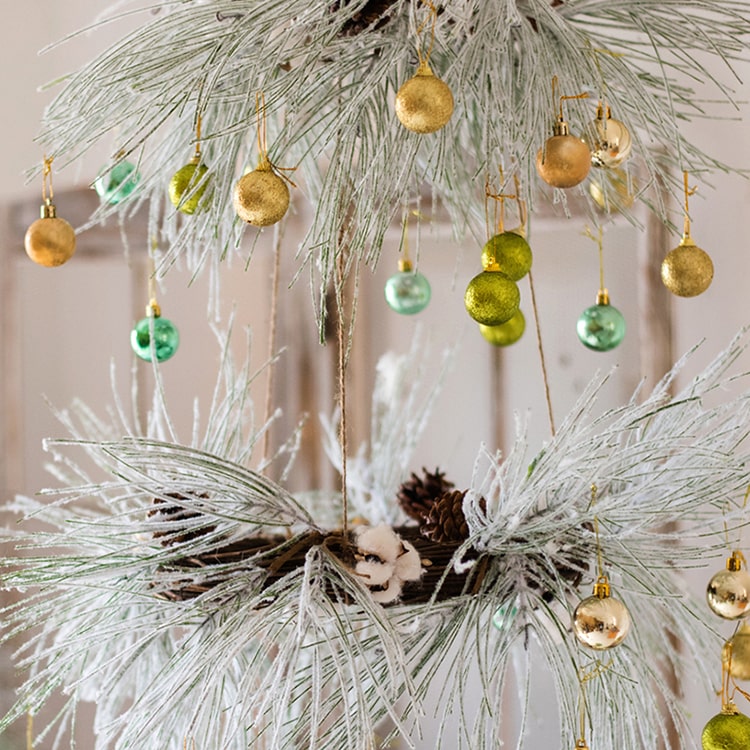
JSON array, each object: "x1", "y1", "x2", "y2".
[
  {"x1": 41, "y1": 199, "x2": 57, "y2": 219},
  {"x1": 593, "y1": 575, "x2": 611, "y2": 598},
  {"x1": 596, "y1": 288, "x2": 610, "y2": 306},
  {"x1": 398, "y1": 257, "x2": 413, "y2": 272},
  {"x1": 146, "y1": 299, "x2": 162, "y2": 318},
  {"x1": 552, "y1": 116, "x2": 570, "y2": 137}
]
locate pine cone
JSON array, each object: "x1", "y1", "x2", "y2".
[
  {"x1": 397, "y1": 467, "x2": 455, "y2": 523},
  {"x1": 420, "y1": 489, "x2": 469, "y2": 544}
]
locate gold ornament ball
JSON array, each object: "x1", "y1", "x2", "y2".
[
  {"x1": 661, "y1": 238, "x2": 713, "y2": 297},
  {"x1": 723, "y1": 624, "x2": 750, "y2": 680},
  {"x1": 583, "y1": 109, "x2": 633, "y2": 168},
  {"x1": 24, "y1": 211, "x2": 76, "y2": 268},
  {"x1": 707, "y1": 568, "x2": 750, "y2": 619},
  {"x1": 573, "y1": 593, "x2": 631, "y2": 650},
  {"x1": 169, "y1": 159, "x2": 210, "y2": 215},
  {"x1": 395, "y1": 61, "x2": 454, "y2": 134},
  {"x1": 233, "y1": 164, "x2": 290, "y2": 226},
  {"x1": 702, "y1": 708, "x2": 750, "y2": 750},
  {"x1": 481, "y1": 231, "x2": 533, "y2": 281},
  {"x1": 464, "y1": 270, "x2": 520, "y2": 326},
  {"x1": 536, "y1": 135, "x2": 591, "y2": 189},
  {"x1": 479, "y1": 309, "x2": 525, "y2": 347},
  {"x1": 589, "y1": 167, "x2": 635, "y2": 212}
]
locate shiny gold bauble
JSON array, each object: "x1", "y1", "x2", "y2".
[
  {"x1": 583, "y1": 106, "x2": 633, "y2": 168},
  {"x1": 479, "y1": 309, "x2": 525, "y2": 347},
  {"x1": 707, "y1": 568, "x2": 750, "y2": 620},
  {"x1": 661, "y1": 236, "x2": 713, "y2": 297},
  {"x1": 24, "y1": 202, "x2": 76, "y2": 267},
  {"x1": 723, "y1": 624, "x2": 750, "y2": 680},
  {"x1": 464, "y1": 270, "x2": 520, "y2": 326},
  {"x1": 395, "y1": 61, "x2": 454, "y2": 134},
  {"x1": 573, "y1": 592, "x2": 631, "y2": 650},
  {"x1": 168, "y1": 158, "x2": 210, "y2": 215},
  {"x1": 702, "y1": 707, "x2": 750, "y2": 750},
  {"x1": 233, "y1": 162, "x2": 290, "y2": 226},
  {"x1": 481, "y1": 231, "x2": 532, "y2": 281},
  {"x1": 536, "y1": 134, "x2": 591, "y2": 188}
]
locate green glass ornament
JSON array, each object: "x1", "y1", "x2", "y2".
[
  {"x1": 94, "y1": 160, "x2": 140, "y2": 205},
  {"x1": 169, "y1": 157, "x2": 210, "y2": 215},
  {"x1": 131, "y1": 302, "x2": 179, "y2": 362},
  {"x1": 479, "y1": 309, "x2": 525, "y2": 347},
  {"x1": 576, "y1": 291, "x2": 625, "y2": 352},
  {"x1": 464, "y1": 270, "x2": 520, "y2": 326},
  {"x1": 384, "y1": 259, "x2": 431, "y2": 314},
  {"x1": 492, "y1": 602, "x2": 519, "y2": 631},
  {"x1": 702, "y1": 706, "x2": 750, "y2": 750},
  {"x1": 481, "y1": 231, "x2": 532, "y2": 281}
]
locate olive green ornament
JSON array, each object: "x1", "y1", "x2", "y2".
[{"x1": 702, "y1": 705, "x2": 750, "y2": 750}]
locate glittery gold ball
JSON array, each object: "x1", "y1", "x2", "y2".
[
  {"x1": 24, "y1": 216, "x2": 76, "y2": 267},
  {"x1": 661, "y1": 238, "x2": 713, "y2": 297},
  {"x1": 702, "y1": 709, "x2": 750, "y2": 750},
  {"x1": 707, "y1": 568, "x2": 750, "y2": 619},
  {"x1": 723, "y1": 624, "x2": 750, "y2": 680},
  {"x1": 573, "y1": 593, "x2": 631, "y2": 650},
  {"x1": 536, "y1": 134, "x2": 591, "y2": 188},
  {"x1": 481, "y1": 231, "x2": 532, "y2": 281},
  {"x1": 464, "y1": 271, "x2": 520, "y2": 326},
  {"x1": 479, "y1": 309, "x2": 525, "y2": 346},
  {"x1": 233, "y1": 164, "x2": 290, "y2": 226},
  {"x1": 395, "y1": 62, "x2": 454, "y2": 134},
  {"x1": 168, "y1": 160, "x2": 210, "y2": 215}
]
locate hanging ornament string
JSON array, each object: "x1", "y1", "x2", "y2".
[
  {"x1": 183, "y1": 737, "x2": 196, "y2": 750},
  {"x1": 682, "y1": 170, "x2": 697, "y2": 239},
  {"x1": 526, "y1": 267, "x2": 555, "y2": 436},
  {"x1": 193, "y1": 113, "x2": 202, "y2": 161},
  {"x1": 589, "y1": 484, "x2": 605, "y2": 581},
  {"x1": 255, "y1": 92, "x2": 296, "y2": 187},
  {"x1": 26, "y1": 710, "x2": 33, "y2": 750},
  {"x1": 261, "y1": 220, "x2": 285, "y2": 466},
  {"x1": 574, "y1": 660, "x2": 612, "y2": 749},
  {"x1": 148, "y1": 238, "x2": 160, "y2": 315},
  {"x1": 552, "y1": 76, "x2": 590, "y2": 120},
  {"x1": 336, "y1": 245, "x2": 350, "y2": 541},
  {"x1": 42, "y1": 155, "x2": 55, "y2": 205},
  {"x1": 415, "y1": 0, "x2": 438, "y2": 66}
]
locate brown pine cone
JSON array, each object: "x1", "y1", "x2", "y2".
[
  {"x1": 397, "y1": 467, "x2": 455, "y2": 523},
  {"x1": 420, "y1": 489, "x2": 469, "y2": 544}
]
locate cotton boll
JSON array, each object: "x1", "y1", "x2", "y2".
[
  {"x1": 355, "y1": 558, "x2": 396, "y2": 587},
  {"x1": 355, "y1": 523, "x2": 402, "y2": 565},
  {"x1": 394, "y1": 540, "x2": 423, "y2": 583},
  {"x1": 370, "y1": 577, "x2": 403, "y2": 604}
]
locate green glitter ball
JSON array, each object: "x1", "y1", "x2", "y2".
[
  {"x1": 464, "y1": 270, "x2": 520, "y2": 326},
  {"x1": 479, "y1": 309, "x2": 525, "y2": 347},
  {"x1": 481, "y1": 231, "x2": 532, "y2": 281},
  {"x1": 168, "y1": 159, "x2": 210, "y2": 215},
  {"x1": 702, "y1": 708, "x2": 750, "y2": 750}
]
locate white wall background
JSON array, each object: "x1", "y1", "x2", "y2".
[{"x1": 2, "y1": 3, "x2": 750, "y2": 748}]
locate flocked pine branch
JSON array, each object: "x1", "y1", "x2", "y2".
[
  {"x1": 2, "y1": 331, "x2": 750, "y2": 749},
  {"x1": 33, "y1": 0, "x2": 750, "y2": 317}
]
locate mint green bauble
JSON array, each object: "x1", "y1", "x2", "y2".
[
  {"x1": 94, "y1": 161, "x2": 140, "y2": 205},
  {"x1": 131, "y1": 317, "x2": 180, "y2": 362},
  {"x1": 384, "y1": 270, "x2": 431, "y2": 314},
  {"x1": 576, "y1": 302, "x2": 625, "y2": 351},
  {"x1": 481, "y1": 232, "x2": 532, "y2": 281}
]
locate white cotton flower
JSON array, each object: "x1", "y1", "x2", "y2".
[
  {"x1": 355, "y1": 523, "x2": 403, "y2": 565},
  {"x1": 394, "y1": 540, "x2": 422, "y2": 583}
]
